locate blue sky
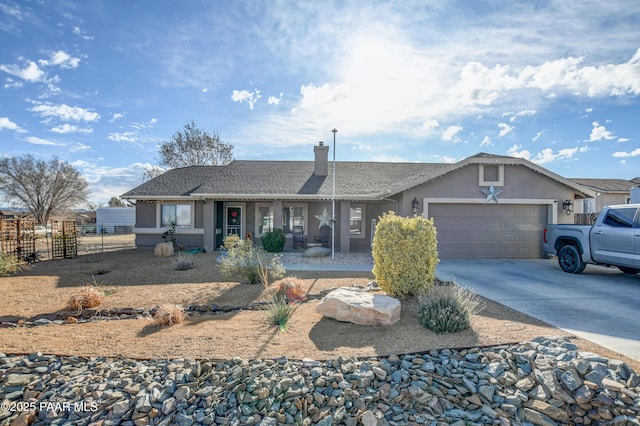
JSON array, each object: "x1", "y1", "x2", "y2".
[{"x1": 1, "y1": 1, "x2": 639, "y2": 204}]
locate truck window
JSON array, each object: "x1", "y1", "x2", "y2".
[{"x1": 603, "y1": 207, "x2": 637, "y2": 228}]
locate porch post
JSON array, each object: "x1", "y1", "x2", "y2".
[
  {"x1": 203, "y1": 199, "x2": 215, "y2": 252},
  {"x1": 340, "y1": 201, "x2": 350, "y2": 253}
]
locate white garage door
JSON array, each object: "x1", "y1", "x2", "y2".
[{"x1": 430, "y1": 204, "x2": 547, "y2": 259}]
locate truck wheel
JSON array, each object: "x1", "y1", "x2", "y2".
[
  {"x1": 557, "y1": 245, "x2": 586, "y2": 274},
  {"x1": 618, "y1": 266, "x2": 639, "y2": 274}
]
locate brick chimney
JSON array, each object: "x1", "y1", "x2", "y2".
[{"x1": 314, "y1": 141, "x2": 329, "y2": 176}]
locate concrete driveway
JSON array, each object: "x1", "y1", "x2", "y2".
[{"x1": 436, "y1": 259, "x2": 640, "y2": 362}]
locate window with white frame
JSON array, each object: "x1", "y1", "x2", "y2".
[
  {"x1": 161, "y1": 204, "x2": 192, "y2": 227},
  {"x1": 350, "y1": 205, "x2": 365, "y2": 237},
  {"x1": 257, "y1": 205, "x2": 274, "y2": 235},
  {"x1": 282, "y1": 205, "x2": 305, "y2": 234}
]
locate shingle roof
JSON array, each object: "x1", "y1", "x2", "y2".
[
  {"x1": 569, "y1": 178, "x2": 636, "y2": 193},
  {"x1": 122, "y1": 153, "x2": 596, "y2": 200},
  {"x1": 122, "y1": 160, "x2": 450, "y2": 200}
]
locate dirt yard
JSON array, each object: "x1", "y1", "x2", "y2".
[{"x1": 1, "y1": 237, "x2": 638, "y2": 371}]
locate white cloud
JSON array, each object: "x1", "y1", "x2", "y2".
[
  {"x1": 231, "y1": 89, "x2": 261, "y2": 110},
  {"x1": 50, "y1": 124, "x2": 93, "y2": 134},
  {"x1": 268, "y1": 93, "x2": 283, "y2": 105},
  {"x1": 507, "y1": 145, "x2": 585, "y2": 164},
  {"x1": 39, "y1": 50, "x2": 81, "y2": 69},
  {"x1": 498, "y1": 123, "x2": 513, "y2": 137},
  {"x1": 532, "y1": 131, "x2": 544, "y2": 142},
  {"x1": 0, "y1": 60, "x2": 45, "y2": 82},
  {"x1": 69, "y1": 143, "x2": 91, "y2": 152},
  {"x1": 618, "y1": 137, "x2": 630, "y2": 143},
  {"x1": 588, "y1": 121, "x2": 615, "y2": 142},
  {"x1": 108, "y1": 132, "x2": 139, "y2": 143},
  {"x1": 25, "y1": 136, "x2": 58, "y2": 146},
  {"x1": 612, "y1": 148, "x2": 640, "y2": 158},
  {"x1": 442, "y1": 125, "x2": 462, "y2": 142},
  {"x1": 506, "y1": 144, "x2": 531, "y2": 160},
  {"x1": 109, "y1": 113, "x2": 125, "y2": 122},
  {"x1": 0, "y1": 116, "x2": 24, "y2": 132},
  {"x1": 3, "y1": 77, "x2": 23, "y2": 89},
  {"x1": 433, "y1": 155, "x2": 457, "y2": 163},
  {"x1": 480, "y1": 136, "x2": 493, "y2": 147},
  {"x1": 30, "y1": 102, "x2": 100, "y2": 122},
  {"x1": 130, "y1": 118, "x2": 157, "y2": 129}
]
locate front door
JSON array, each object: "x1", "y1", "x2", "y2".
[{"x1": 225, "y1": 205, "x2": 243, "y2": 238}]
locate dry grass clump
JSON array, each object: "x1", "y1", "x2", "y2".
[
  {"x1": 270, "y1": 276, "x2": 307, "y2": 302},
  {"x1": 65, "y1": 285, "x2": 105, "y2": 311},
  {"x1": 153, "y1": 303, "x2": 185, "y2": 327}
]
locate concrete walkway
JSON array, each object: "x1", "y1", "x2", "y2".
[{"x1": 283, "y1": 263, "x2": 372, "y2": 272}]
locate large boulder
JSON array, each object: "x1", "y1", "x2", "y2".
[
  {"x1": 154, "y1": 242, "x2": 174, "y2": 257},
  {"x1": 315, "y1": 287, "x2": 401, "y2": 326},
  {"x1": 304, "y1": 246, "x2": 331, "y2": 257}
]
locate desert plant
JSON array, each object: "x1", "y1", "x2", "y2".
[
  {"x1": 0, "y1": 253, "x2": 23, "y2": 276},
  {"x1": 175, "y1": 251, "x2": 195, "y2": 270},
  {"x1": 161, "y1": 221, "x2": 177, "y2": 245},
  {"x1": 265, "y1": 297, "x2": 296, "y2": 332},
  {"x1": 372, "y1": 211, "x2": 439, "y2": 297},
  {"x1": 261, "y1": 228, "x2": 286, "y2": 252},
  {"x1": 153, "y1": 303, "x2": 185, "y2": 327},
  {"x1": 417, "y1": 283, "x2": 485, "y2": 334},
  {"x1": 220, "y1": 235, "x2": 285, "y2": 285},
  {"x1": 271, "y1": 276, "x2": 307, "y2": 302},
  {"x1": 66, "y1": 284, "x2": 105, "y2": 311}
]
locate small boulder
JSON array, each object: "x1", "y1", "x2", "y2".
[
  {"x1": 315, "y1": 287, "x2": 401, "y2": 326},
  {"x1": 304, "y1": 246, "x2": 331, "y2": 257},
  {"x1": 154, "y1": 242, "x2": 174, "y2": 257}
]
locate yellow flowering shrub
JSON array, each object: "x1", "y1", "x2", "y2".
[{"x1": 372, "y1": 211, "x2": 439, "y2": 297}]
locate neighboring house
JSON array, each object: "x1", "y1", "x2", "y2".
[
  {"x1": 569, "y1": 178, "x2": 637, "y2": 213},
  {"x1": 122, "y1": 144, "x2": 594, "y2": 259}
]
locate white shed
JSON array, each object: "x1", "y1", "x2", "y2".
[{"x1": 96, "y1": 207, "x2": 135, "y2": 234}]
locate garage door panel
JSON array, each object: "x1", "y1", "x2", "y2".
[{"x1": 431, "y1": 204, "x2": 546, "y2": 259}]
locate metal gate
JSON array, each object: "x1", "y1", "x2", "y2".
[
  {"x1": 50, "y1": 220, "x2": 78, "y2": 259},
  {"x1": 0, "y1": 219, "x2": 37, "y2": 261}
]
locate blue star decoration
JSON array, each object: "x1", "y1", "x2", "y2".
[{"x1": 481, "y1": 183, "x2": 503, "y2": 203}]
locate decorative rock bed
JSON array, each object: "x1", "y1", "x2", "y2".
[{"x1": 0, "y1": 336, "x2": 638, "y2": 425}]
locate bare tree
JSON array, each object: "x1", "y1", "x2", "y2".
[
  {"x1": 108, "y1": 197, "x2": 129, "y2": 207},
  {"x1": 159, "y1": 120, "x2": 234, "y2": 168},
  {"x1": 142, "y1": 165, "x2": 165, "y2": 182},
  {"x1": 0, "y1": 155, "x2": 90, "y2": 225}
]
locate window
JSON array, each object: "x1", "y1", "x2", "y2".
[
  {"x1": 350, "y1": 205, "x2": 364, "y2": 237},
  {"x1": 257, "y1": 206, "x2": 274, "y2": 235},
  {"x1": 161, "y1": 204, "x2": 192, "y2": 227},
  {"x1": 282, "y1": 206, "x2": 305, "y2": 233},
  {"x1": 479, "y1": 164, "x2": 504, "y2": 186},
  {"x1": 603, "y1": 208, "x2": 637, "y2": 228}
]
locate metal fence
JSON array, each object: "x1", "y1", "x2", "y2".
[{"x1": 574, "y1": 213, "x2": 599, "y2": 225}]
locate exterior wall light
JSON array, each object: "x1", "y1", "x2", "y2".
[
  {"x1": 562, "y1": 199, "x2": 573, "y2": 215},
  {"x1": 412, "y1": 197, "x2": 419, "y2": 214}
]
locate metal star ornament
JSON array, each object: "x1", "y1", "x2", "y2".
[
  {"x1": 481, "y1": 183, "x2": 503, "y2": 203},
  {"x1": 314, "y1": 207, "x2": 332, "y2": 228}
]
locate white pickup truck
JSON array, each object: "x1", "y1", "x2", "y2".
[{"x1": 543, "y1": 203, "x2": 640, "y2": 274}]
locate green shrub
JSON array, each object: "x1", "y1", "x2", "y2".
[
  {"x1": 418, "y1": 283, "x2": 485, "y2": 334},
  {"x1": 261, "y1": 228, "x2": 286, "y2": 252},
  {"x1": 0, "y1": 253, "x2": 23, "y2": 276},
  {"x1": 220, "y1": 235, "x2": 285, "y2": 285},
  {"x1": 372, "y1": 211, "x2": 439, "y2": 297}
]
